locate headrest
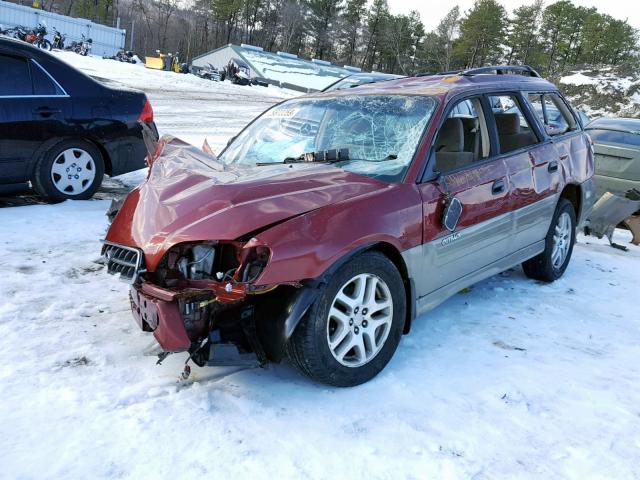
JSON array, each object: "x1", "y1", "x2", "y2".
[
  {"x1": 436, "y1": 118, "x2": 464, "y2": 152},
  {"x1": 495, "y1": 113, "x2": 520, "y2": 135},
  {"x1": 458, "y1": 116, "x2": 479, "y2": 133}
]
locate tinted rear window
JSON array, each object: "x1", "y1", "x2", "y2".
[
  {"x1": 31, "y1": 61, "x2": 62, "y2": 95},
  {"x1": 0, "y1": 54, "x2": 31, "y2": 96}
]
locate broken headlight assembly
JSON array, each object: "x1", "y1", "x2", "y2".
[{"x1": 155, "y1": 240, "x2": 271, "y2": 289}]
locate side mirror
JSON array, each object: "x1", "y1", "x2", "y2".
[{"x1": 442, "y1": 197, "x2": 463, "y2": 232}]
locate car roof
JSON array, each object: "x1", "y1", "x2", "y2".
[
  {"x1": 313, "y1": 72, "x2": 557, "y2": 100},
  {"x1": 586, "y1": 117, "x2": 640, "y2": 132}
]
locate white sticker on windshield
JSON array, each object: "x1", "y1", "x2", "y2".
[{"x1": 265, "y1": 108, "x2": 299, "y2": 119}]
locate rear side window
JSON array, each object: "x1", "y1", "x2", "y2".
[
  {"x1": 488, "y1": 94, "x2": 539, "y2": 154},
  {"x1": 31, "y1": 61, "x2": 63, "y2": 95},
  {"x1": 528, "y1": 93, "x2": 577, "y2": 136},
  {"x1": 0, "y1": 55, "x2": 64, "y2": 96},
  {"x1": 0, "y1": 54, "x2": 31, "y2": 96}
]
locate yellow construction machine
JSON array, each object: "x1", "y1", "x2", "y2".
[{"x1": 145, "y1": 50, "x2": 185, "y2": 73}]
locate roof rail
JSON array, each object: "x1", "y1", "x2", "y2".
[
  {"x1": 460, "y1": 65, "x2": 541, "y2": 77},
  {"x1": 414, "y1": 66, "x2": 541, "y2": 78}
]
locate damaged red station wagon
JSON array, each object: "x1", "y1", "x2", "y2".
[{"x1": 103, "y1": 66, "x2": 595, "y2": 386}]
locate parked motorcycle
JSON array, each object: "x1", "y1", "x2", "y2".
[
  {"x1": 66, "y1": 34, "x2": 92, "y2": 56},
  {"x1": 0, "y1": 23, "x2": 51, "y2": 50},
  {"x1": 14, "y1": 23, "x2": 52, "y2": 50},
  {"x1": 0, "y1": 24, "x2": 23, "y2": 39},
  {"x1": 52, "y1": 28, "x2": 66, "y2": 50}
]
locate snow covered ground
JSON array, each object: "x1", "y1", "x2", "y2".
[{"x1": 1, "y1": 54, "x2": 640, "y2": 479}]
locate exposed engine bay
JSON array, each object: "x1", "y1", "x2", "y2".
[{"x1": 116, "y1": 238, "x2": 308, "y2": 373}]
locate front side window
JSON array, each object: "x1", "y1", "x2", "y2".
[
  {"x1": 489, "y1": 94, "x2": 539, "y2": 154},
  {"x1": 0, "y1": 54, "x2": 31, "y2": 96},
  {"x1": 528, "y1": 93, "x2": 577, "y2": 136},
  {"x1": 219, "y1": 95, "x2": 437, "y2": 182},
  {"x1": 434, "y1": 97, "x2": 489, "y2": 173}
]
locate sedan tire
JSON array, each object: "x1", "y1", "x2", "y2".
[
  {"x1": 32, "y1": 139, "x2": 104, "y2": 202},
  {"x1": 287, "y1": 251, "x2": 406, "y2": 387}
]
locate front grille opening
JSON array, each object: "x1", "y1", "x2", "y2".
[{"x1": 103, "y1": 242, "x2": 143, "y2": 283}]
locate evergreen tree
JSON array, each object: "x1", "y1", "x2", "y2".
[
  {"x1": 361, "y1": 0, "x2": 389, "y2": 70},
  {"x1": 505, "y1": 0, "x2": 543, "y2": 67},
  {"x1": 307, "y1": 0, "x2": 343, "y2": 59},
  {"x1": 455, "y1": 0, "x2": 507, "y2": 68},
  {"x1": 25, "y1": 0, "x2": 639, "y2": 77},
  {"x1": 416, "y1": 6, "x2": 460, "y2": 73},
  {"x1": 341, "y1": 0, "x2": 367, "y2": 65},
  {"x1": 539, "y1": 0, "x2": 580, "y2": 74},
  {"x1": 379, "y1": 11, "x2": 423, "y2": 74}
]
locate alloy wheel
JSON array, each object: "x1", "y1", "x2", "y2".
[
  {"x1": 551, "y1": 211, "x2": 572, "y2": 269},
  {"x1": 326, "y1": 273, "x2": 393, "y2": 368}
]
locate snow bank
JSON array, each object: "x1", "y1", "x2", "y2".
[
  {"x1": 52, "y1": 51, "x2": 295, "y2": 99},
  {"x1": 560, "y1": 69, "x2": 640, "y2": 118},
  {"x1": 560, "y1": 72, "x2": 598, "y2": 86}
]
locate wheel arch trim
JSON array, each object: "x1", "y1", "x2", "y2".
[{"x1": 264, "y1": 241, "x2": 414, "y2": 362}]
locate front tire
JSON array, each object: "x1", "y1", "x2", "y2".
[
  {"x1": 287, "y1": 251, "x2": 406, "y2": 387},
  {"x1": 522, "y1": 198, "x2": 576, "y2": 282},
  {"x1": 38, "y1": 39, "x2": 52, "y2": 51},
  {"x1": 32, "y1": 139, "x2": 104, "y2": 202}
]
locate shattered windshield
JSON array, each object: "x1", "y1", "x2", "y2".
[{"x1": 219, "y1": 94, "x2": 437, "y2": 182}]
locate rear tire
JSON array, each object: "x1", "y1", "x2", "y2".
[
  {"x1": 522, "y1": 198, "x2": 576, "y2": 282},
  {"x1": 32, "y1": 139, "x2": 104, "y2": 202},
  {"x1": 286, "y1": 251, "x2": 406, "y2": 387}
]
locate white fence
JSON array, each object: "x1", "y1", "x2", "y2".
[{"x1": 0, "y1": 0, "x2": 125, "y2": 56}]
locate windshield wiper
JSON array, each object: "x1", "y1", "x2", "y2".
[
  {"x1": 256, "y1": 149, "x2": 397, "y2": 166},
  {"x1": 256, "y1": 148, "x2": 349, "y2": 166}
]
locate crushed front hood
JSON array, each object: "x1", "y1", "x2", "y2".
[{"x1": 106, "y1": 138, "x2": 386, "y2": 271}]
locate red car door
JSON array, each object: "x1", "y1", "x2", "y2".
[
  {"x1": 413, "y1": 96, "x2": 513, "y2": 306},
  {"x1": 489, "y1": 93, "x2": 558, "y2": 251}
]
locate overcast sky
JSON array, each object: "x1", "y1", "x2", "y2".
[{"x1": 387, "y1": 0, "x2": 640, "y2": 31}]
